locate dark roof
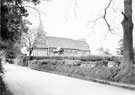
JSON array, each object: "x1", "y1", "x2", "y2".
[{"x1": 34, "y1": 36, "x2": 90, "y2": 51}]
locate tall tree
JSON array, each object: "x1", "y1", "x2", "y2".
[
  {"x1": 68, "y1": 0, "x2": 134, "y2": 79},
  {"x1": 1, "y1": 0, "x2": 42, "y2": 49},
  {"x1": 116, "y1": 0, "x2": 134, "y2": 78},
  {"x1": 88, "y1": 0, "x2": 134, "y2": 79},
  {"x1": 0, "y1": 0, "x2": 44, "y2": 94}
]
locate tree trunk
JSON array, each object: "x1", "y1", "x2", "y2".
[
  {"x1": 119, "y1": 0, "x2": 134, "y2": 77},
  {"x1": 28, "y1": 48, "x2": 33, "y2": 66}
]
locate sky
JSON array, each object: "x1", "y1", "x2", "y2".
[{"x1": 26, "y1": 0, "x2": 135, "y2": 55}]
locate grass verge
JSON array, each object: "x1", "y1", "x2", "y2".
[{"x1": 29, "y1": 59, "x2": 135, "y2": 90}]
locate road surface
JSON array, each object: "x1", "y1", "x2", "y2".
[{"x1": 3, "y1": 64, "x2": 135, "y2": 95}]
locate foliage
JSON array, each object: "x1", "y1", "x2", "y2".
[
  {"x1": 21, "y1": 28, "x2": 38, "y2": 58},
  {"x1": 116, "y1": 39, "x2": 124, "y2": 55},
  {"x1": 29, "y1": 59, "x2": 135, "y2": 85},
  {"x1": 0, "y1": 59, "x2": 13, "y2": 95},
  {"x1": 1, "y1": 1, "x2": 27, "y2": 42},
  {"x1": 117, "y1": 39, "x2": 135, "y2": 56},
  {"x1": 120, "y1": 69, "x2": 135, "y2": 84},
  {"x1": 103, "y1": 49, "x2": 111, "y2": 55},
  {"x1": 30, "y1": 55, "x2": 123, "y2": 62},
  {"x1": 0, "y1": 76, "x2": 13, "y2": 95},
  {"x1": 0, "y1": 0, "x2": 46, "y2": 94},
  {"x1": 21, "y1": 28, "x2": 37, "y2": 48},
  {"x1": 97, "y1": 47, "x2": 111, "y2": 55},
  {"x1": 0, "y1": 0, "x2": 44, "y2": 49},
  {"x1": 1, "y1": 0, "x2": 28, "y2": 60},
  {"x1": 29, "y1": 58, "x2": 135, "y2": 85}
]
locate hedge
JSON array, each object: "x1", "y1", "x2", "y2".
[
  {"x1": 30, "y1": 55, "x2": 123, "y2": 62},
  {"x1": 29, "y1": 59, "x2": 135, "y2": 86}
]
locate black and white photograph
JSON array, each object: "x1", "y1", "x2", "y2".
[{"x1": 0, "y1": 0, "x2": 135, "y2": 95}]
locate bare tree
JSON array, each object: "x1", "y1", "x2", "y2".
[
  {"x1": 67, "y1": 0, "x2": 134, "y2": 79},
  {"x1": 21, "y1": 28, "x2": 37, "y2": 59},
  {"x1": 92, "y1": 0, "x2": 134, "y2": 79},
  {"x1": 117, "y1": 0, "x2": 134, "y2": 78}
]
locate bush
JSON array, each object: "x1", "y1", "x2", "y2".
[
  {"x1": 0, "y1": 77, "x2": 13, "y2": 95},
  {"x1": 5, "y1": 59, "x2": 14, "y2": 64},
  {"x1": 0, "y1": 59, "x2": 13, "y2": 95},
  {"x1": 30, "y1": 55, "x2": 123, "y2": 62},
  {"x1": 95, "y1": 60, "x2": 108, "y2": 68},
  {"x1": 29, "y1": 59, "x2": 121, "y2": 83},
  {"x1": 79, "y1": 55, "x2": 106, "y2": 61},
  {"x1": 15, "y1": 55, "x2": 29, "y2": 66},
  {"x1": 30, "y1": 56, "x2": 66, "y2": 60},
  {"x1": 63, "y1": 60, "x2": 81, "y2": 66},
  {"x1": 5, "y1": 51, "x2": 16, "y2": 59},
  {"x1": 121, "y1": 70, "x2": 135, "y2": 84},
  {"x1": 29, "y1": 56, "x2": 135, "y2": 85}
]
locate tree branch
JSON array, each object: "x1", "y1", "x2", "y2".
[
  {"x1": 121, "y1": 11, "x2": 128, "y2": 20},
  {"x1": 87, "y1": 16, "x2": 103, "y2": 33},
  {"x1": 87, "y1": 0, "x2": 115, "y2": 34},
  {"x1": 24, "y1": 5, "x2": 47, "y2": 24},
  {"x1": 24, "y1": 5, "x2": 47, "y2": 16},
  {"x1": 103, "y1": 0, "x2": 114, "y2": 32}
]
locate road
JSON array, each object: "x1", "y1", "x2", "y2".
[{"x1": 3, "y1": 64, "x2": 135, "y2": 95}]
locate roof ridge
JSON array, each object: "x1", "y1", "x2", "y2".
[{"x1": 47, "y1": 36, "x2": 86, "y2": 42}]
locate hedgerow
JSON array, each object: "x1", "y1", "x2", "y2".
[
  {"x1": 30, "y1": 55, "x2": 123, "y2": 62},
  {"x1": 29, "y1": 59, "x2": 135, "y2": 86}
]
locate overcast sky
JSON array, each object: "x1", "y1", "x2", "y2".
[{"x1": 26, "y1": 0, "x2": 135, "y2": 54}]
